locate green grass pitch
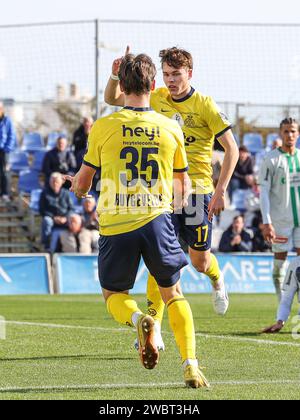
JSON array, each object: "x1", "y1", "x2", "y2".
[{"x1": 0, "y1": 294, "x2": 299, "y2": 400}]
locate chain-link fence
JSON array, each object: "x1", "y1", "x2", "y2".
[{"x1": 2, "y1": 19, "x2": 300, "y2": 142}]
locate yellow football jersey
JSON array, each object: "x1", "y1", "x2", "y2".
[
  {"x1": 150, "y1": 87, "x2": 232, "y2": 193},
  {"x1": 84, "y1": 107, "x2": 188, "y2": 235}
]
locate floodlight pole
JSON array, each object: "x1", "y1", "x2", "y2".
[{"x1": 95, "y1": 19, "x2": 100, "y2": 119}]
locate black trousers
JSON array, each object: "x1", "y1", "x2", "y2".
[{"x1": 0, "y1": 149, "x2": 8, "y2": 196}]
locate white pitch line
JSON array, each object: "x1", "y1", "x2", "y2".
[
  {"x1": 5, "y1": 321, "x2": 127, "y2": 332},
  {"x1": 0, "y1": 379, "x2": 300, "y2": 393},
  {"x1": 195, "y1": 333, "x2": 300, "y2": 348},
  {"x1": 5, "y1": 320, "x2": 300, "y2": 347}
]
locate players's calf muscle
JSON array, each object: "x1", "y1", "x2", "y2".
[
  {"x1": 158, "y1": 283, "x2": 182, "y2": 304},
  {"x1": 189, "y1": 248, "x2": 211, "y2": 273}
]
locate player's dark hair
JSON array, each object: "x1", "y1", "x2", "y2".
[
  {"x1": 279, "y1": 117, "x2": 299, "y2": 130},
  {"x1": 118, "y1": 53, "x2": 156, "y2": 95},
  {"x1": 159, "y1": 47, "x2": 193, "y2": 70}
]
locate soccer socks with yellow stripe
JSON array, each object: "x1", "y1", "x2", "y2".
[
  {"x1": 205, "y1": 253, "x2": 221, "y2": 286},
  {"x1": 106, "y1": 293, "x2": 142, "y2": 327},
  {"x1": 167, "y1": 296, "x2": 196, "y2": 362},
  {"x1": 147, "y1": 274, "x2": 165, "y2": 324}
]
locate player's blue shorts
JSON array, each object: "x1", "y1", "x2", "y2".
[
  {"x1": 172, "y1": 193, "x2": 212, "y2": 251},
  {"x1": 98, "y1": 213, "x2": 188, "y2": 292}
]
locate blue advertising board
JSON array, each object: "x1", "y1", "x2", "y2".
[
  {"x1": 0, "y1": 255, "x2": 52, "y2": 295},
  {"x1": 55, "y1": 255, "x2": 100, "y2": 294},
  {"x1": 54, "y1": 253, "x2": 296, "y2": 295}
]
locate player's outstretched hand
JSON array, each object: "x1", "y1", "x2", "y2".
[
  {"x1": 208, "y1": 191, "x2": 225, "y2": 221},
  {"x1": 62, "y1": 175, "x2": 93, "y2": 199},
  {"x1": 261, "y1": 321, "x2": 284, "y2": 334},
  {"x1": 112, "y1": 46, "x2": 130, "y2": 76},
  {"x1": 63, "y1": 175, "x2": 75, "y2": 192},
  {"x1": 262, "y1": 223, "x2": 276, "y2": 243}
]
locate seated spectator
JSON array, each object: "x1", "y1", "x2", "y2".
[
  {"x1": 251, "y1": 213, "x2": 271, "y2": 252},
  {"x1": 42, "y1": 136, "x2": 77, "y2": 186},
  {"x1": 0, "y1": 101, "x2": 16, "y2": 202},
  {"x1": 72, "y1": 117, "x2": 93, "y2": 169},
  {"x1": 83, "y1": 196, "x2": 99, "y2": 231},
  {"x1": 39, "y1": 172, "x2": 74, "y2": 251},
  {"x1": 219, "y1": 215, "x2": 253, "y2": 253},
  {"x1": 228, "y1": 145, "x2": 254, "y2": 202},
  {"x1": 272, "y1": 138, "x2": 283, "y2": 150},
  {"x1": 56, "y1": 213, "x2": 98, "y2": 253}
]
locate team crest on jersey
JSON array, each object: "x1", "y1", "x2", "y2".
[
  {"x1": 184, "y1": 114, "x2": 196, "y2": 128},
  {"x1": 171, "y1": 113, "x2": 184, "y2": 127}
]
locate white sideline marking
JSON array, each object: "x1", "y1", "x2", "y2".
[
  {"x1": 195, "y1": 332, "x2": 300, "y2": 348},
  {"x1": 0, "y1": 379, "x2": 300, "y2": 393},
  {"x1": 5, "y1": 321, "x2": 127, "y2": 332},
  {"x1": 6, "y1": 320, "x2": 300, "y2": 348}
]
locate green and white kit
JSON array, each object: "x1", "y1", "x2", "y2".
[{"x1": 258, "y1": 147, "x2": 300, "y2": 252}]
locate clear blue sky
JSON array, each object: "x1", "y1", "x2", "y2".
[{"x1": 1, "y1": 0, "x2": 300, "y2": 25}]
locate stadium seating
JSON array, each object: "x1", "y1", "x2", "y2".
[
  {"x1": 31, "y1": 150, "x2": 47, "y2": 172},
  {"x1": 29, "y1": 189, "x2": 42, "y2": 213},
  {"x1": 231, "y1": 188, "x2": 250, "y2": 212},
  {"x1": 253, "y1": 150, "x2": 266, "y2": 174},
  {"x1": 266, "y1": 133, "x2": 280, "y2": 151},
  {"x1": 22, "y1": 132, "x2": 45, "y2": 153},
  {"x1": 8, "y1": 151, "x2": 30, "y2": 173},
  {"x1": 47, "y1": 132, "x2": 66, "y2": 150},
  {"x1": 18, "y1": 169, "x2": 41, "y2": 194},
  {"x1": 243, "y1": 133, "x2": 263, "y2": 155}
]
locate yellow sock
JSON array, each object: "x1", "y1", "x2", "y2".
[
  {"x1": 106, "y1": 293, "x2": 142, "y2": 327},
  {"x1": 205, "y1": 253, "x2": 221, "y2": 285},
  {"x1": 147, "y1": 274, "x2": 165, "y2": 324},
  {"x1": 167, "y1": 296, "x2": 196, "y2": 362}
]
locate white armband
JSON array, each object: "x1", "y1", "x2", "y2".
[{"x1": 110, "y1": 74, "x2": 120, "y2": 81}]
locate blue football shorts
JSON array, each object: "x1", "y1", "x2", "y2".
[{"x1": 98, "y1": 213, "x2": 188, "y2": 292}]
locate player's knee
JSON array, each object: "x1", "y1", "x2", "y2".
[{"x1": 192, "y1": 260, "x2": 210, "y2": 273}]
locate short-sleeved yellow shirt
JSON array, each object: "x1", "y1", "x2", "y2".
[
  {"x1": 150, "y1": 87, "x2": 232, "y2": 193},
  {"x1": 84, "y1": 107, "x2": 188, "y2": 235}
]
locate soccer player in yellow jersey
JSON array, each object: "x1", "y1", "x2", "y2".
[
  {"x1": 105, "y1": 47, "x2": 239, "y2": 350},
  {"x1": 67, "y1": 53, "x2": 209, "y2": 388}
]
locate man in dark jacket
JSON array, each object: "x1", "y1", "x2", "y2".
[
  {"x1": 228, "y1": 145, "x2": 254, "y2": 202},
  {"x1": 0, "y1": 102, "x2": 16, "y2": 201},
  {"x1": 219, "y1": 215, "x2": 253, "y2": 252},
  {"x1": 72, "y1": 117, "x2": 93, "y2": 169},
  {"x1": 42, "y1": 136, "x2": 77, "y2": 186},
  {"x1": 39, "y1": 172, "x2": 74, "y2": 250}
]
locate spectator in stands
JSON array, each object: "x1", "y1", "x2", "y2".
[
  {"x1": 0, "y1": 102, "x2": 16, "y2": 202},
  {"x1": 72, "y1": 117, "x2": 94, "y2": 169},
  {"x1": 83, "y1": 196, "x2": 99, "y2": 231},
  {"x1": 56, "y1": 213, "x2": 98, "y2": 253},
  {"x1": 272, "y1": 138, "x2": 283, "y2": 150},
  {"x1": 219, "y1": 215, "x2": 253, "y2": 252},
  {"x1": 251, "y1": 212, "x2": 271, "y2": 252},
  {"x1": 39, "y1": 172, "x2": 74, "y2": 251},
  {"x1": 228, "y1": 145, "x2": 254, "y2": 202},
  {"x1": 42, "y1": 136, "x2": 77, "y2": 186},
  {"x1": 72, "y1": 118, "x2": 100, "y2": 195}
]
